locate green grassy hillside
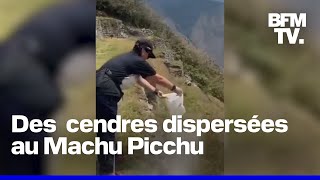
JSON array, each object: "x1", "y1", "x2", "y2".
[
  {"x1": 97, "y1": 38, "x2": 224, "y2": 174},
  {"x1": 96, "y1": 0, "x2": 224, "y2": 174},
  {"x1": 97, "y1": 0, "x2": 224, "y2": 102}
]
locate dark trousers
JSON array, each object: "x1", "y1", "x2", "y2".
[{"x1": 96, "y1": 94, "x2": 120, "y2": 175}]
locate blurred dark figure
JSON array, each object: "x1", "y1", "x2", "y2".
[{"x1": 0, "y1": 0, "x2": 95, "y2": 175}]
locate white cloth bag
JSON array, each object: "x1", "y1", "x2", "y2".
[{"x1": 165, "y1": 93, "x2": 186, "y2": 115}]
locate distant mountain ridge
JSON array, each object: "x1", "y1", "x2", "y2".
[{"x1": 146, "y1": 0, "x2": 224, "y2": 68}]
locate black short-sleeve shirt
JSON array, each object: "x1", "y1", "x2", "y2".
[{"x1": 96, "y1": 52, "x2": 156, "y2": 97}]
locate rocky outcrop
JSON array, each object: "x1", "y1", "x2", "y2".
[
  {"x1": 96, "y1": 17, "x2": 154, "y2": 39},
  {"x1": 96, "y1": 17, "x2": 128, "y2": 38},
  {"x1": 127, "y1": 27, "x2": 154, "y2": 37},
  {"x1": 152, "y1": 37, "x2": 186, "y2": 78}
]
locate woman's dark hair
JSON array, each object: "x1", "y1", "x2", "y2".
[{"x1": 132, "y1": 43, "x2": 142, "y2": 56}]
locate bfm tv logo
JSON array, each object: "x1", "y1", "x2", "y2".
[{"x1": 268, "y1": 13, "x2": 306, "y2": 44}]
